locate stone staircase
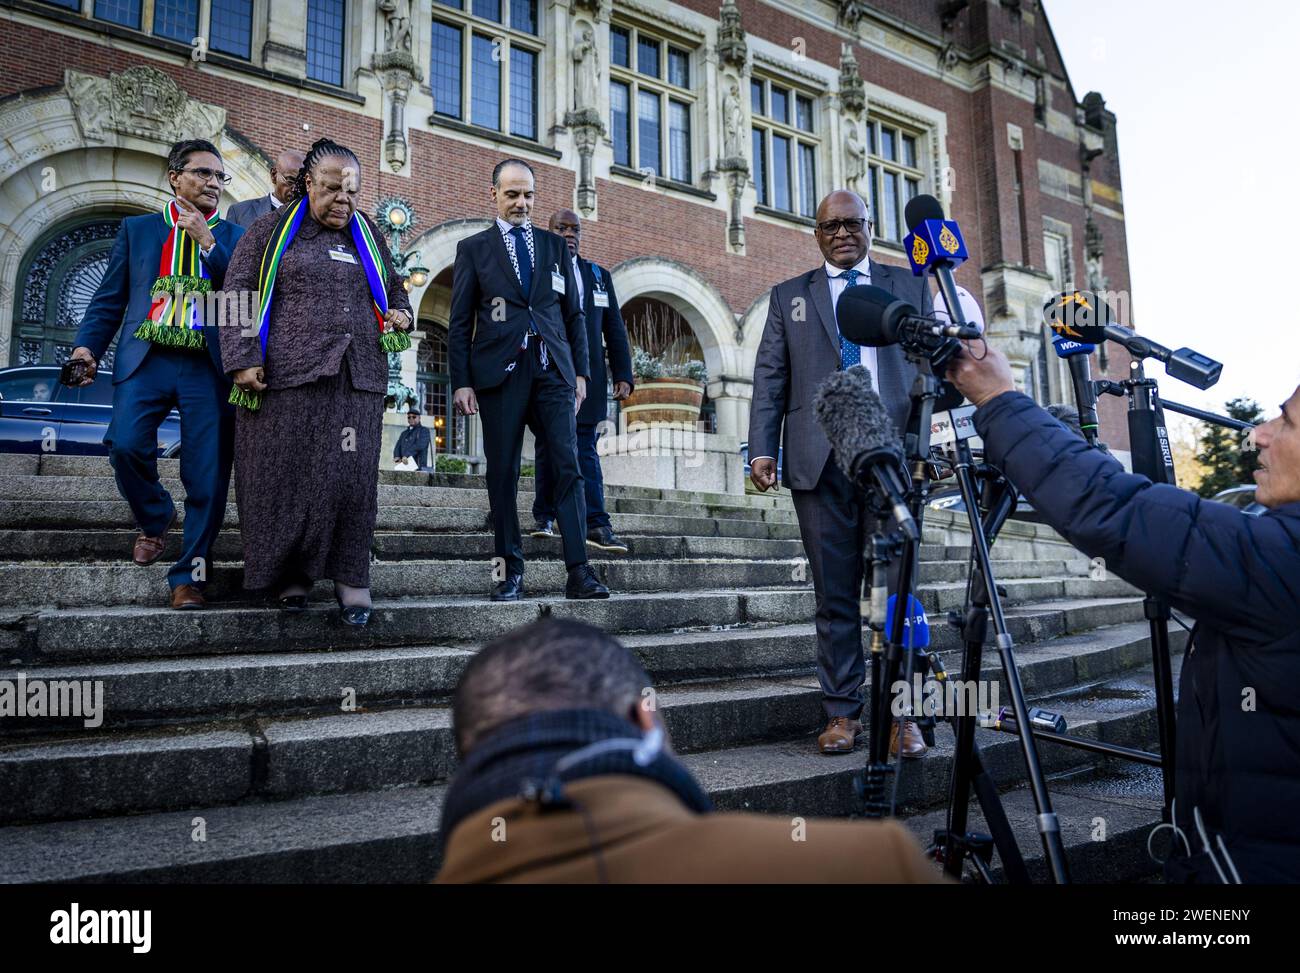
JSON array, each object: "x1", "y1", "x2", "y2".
[{"x1": 0, "y1": 453, "x2": 1179, "y2": 883}]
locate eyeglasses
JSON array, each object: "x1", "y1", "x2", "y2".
[
  {"x1": 177, "y1": 167, "x2": 232, "y2": 186},
  {"x1": 816, "y1": 218, "x2": 870, "y2": 236}
]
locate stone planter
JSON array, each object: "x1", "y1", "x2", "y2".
[{"x1": 619, "y1": 377, "x2": 704, "y2": 429}]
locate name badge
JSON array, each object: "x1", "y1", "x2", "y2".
[
  {"x1": 551, "y1": 267, "x2": 565, "y2": 294},
  {"x1": 592, "y1": 290, "x2": 609, "y2": 307},
  {"x1": 328, "y1": 247, "x2": 357, "y2": 264}
]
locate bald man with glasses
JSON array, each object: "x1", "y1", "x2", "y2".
[{"x1": 749, "y1": 190, "x2": 935, "y2": 757}]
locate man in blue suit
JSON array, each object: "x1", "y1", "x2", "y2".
[{"x1": 69, "y1": 139, "x2": 245, "y2": 610}]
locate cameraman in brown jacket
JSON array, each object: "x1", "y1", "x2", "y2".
[{"x1": 435, "y1": 618, "x2": 942, "y2": 884}]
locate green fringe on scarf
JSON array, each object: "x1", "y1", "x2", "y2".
[
  {"x1": 132, "y1": 320, "x2": 209, "y2": 350},
  {"x1": 150, "y1": 275, "x2": 213, "y2": 296},
  {"x1": 379, "y1": 330, "x2": 412, "y2": 354},
  {"x1": 228, "y1": 385, "x2": 263, "y2": 411}
]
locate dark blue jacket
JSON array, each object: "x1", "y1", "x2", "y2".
[
  {"x1": 575, "y1": 258, "x2": 633, "y2": 427},
  {"x1": 75, "y1": 212, "x2": 244, "y2": 382},
  {"x1": 976, "y1": 391, "x2": 1300, "y2": 883}
]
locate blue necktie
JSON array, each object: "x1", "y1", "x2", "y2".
[
  {"x1": 510, "y1": 225, "x2": 533, "y2": 299},
  {"x1": 837, "y1": 268, "x2": 861, "y2": 370}
]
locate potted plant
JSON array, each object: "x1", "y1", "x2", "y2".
[{"x1": 621, "y1": 303, "x2": 708, "y2": 429}]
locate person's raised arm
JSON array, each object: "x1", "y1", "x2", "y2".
[{"x1": 951, "y1": 344, "x2": 1299, "y2": 642}]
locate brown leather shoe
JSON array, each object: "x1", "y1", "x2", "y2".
[
  {"x1": 818, "y1": 717, "x2": 863, "y2": 754},
  {"x1": 170, "y1": 584, "x2": 205, "y2": 610},
  {"x1": 132, "y1": 513, "x2": 175, "y2": 566},
  {"x1": 889, "y1": 719, "x2": 928, "y2": 759}
]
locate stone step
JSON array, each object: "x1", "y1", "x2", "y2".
[
  {"x1": 0, "y1": 475, "x2": 800, "y2": 526},
  {"x1": 0, "y1": 527, "x2": 822, "y2": 564},
  {"x1": 902, "y1": 765, "x2": 1167, "y2": 883},
  {"x1": 0, "y1": 553, "x2": 1096, "y2": 608},
  {"x1": 0, "y1": 625, "x2": 1180, "y2": 824},
  {"x1": 0, "y1": 614, "x2": 1164, "y2": 730},
  {"x1": 1, "y1": 578, "x2": 1143, "y2": 665},
  {"x1": 0, "y1": 499, "x2": 809, "y2": 541},
  {"x1": 0, "y1": 667, "x2": 1169, "y2": 881},
  {"x1": 0, "y1": 458, "x2": 799, "y2": 511}
]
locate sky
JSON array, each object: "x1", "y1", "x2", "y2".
[{"x1": 1044, "y1": 0, "x2": 1300, "y2": 422}]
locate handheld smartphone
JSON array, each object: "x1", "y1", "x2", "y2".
[{"x1": 59, "y1": 358, "x2": 88, "y2": 387}]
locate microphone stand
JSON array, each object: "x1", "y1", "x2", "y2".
[
  {"x1": 926, "y1": 259, "x2": 1070, "y2": 883},
  {"x1": 1092, "y1": 365, "x2": 1180, "y2": 821},
  {"x1": 860, "y1": 371, "x2": 938, "y2": 821}
]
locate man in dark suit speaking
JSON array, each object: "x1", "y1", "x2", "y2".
[
  {"x1": 748, "y1": 189, "x2": 932, "y2": 757},
  {"x1": 448, "y1": 159, "x2": 609, "y2": 602}
]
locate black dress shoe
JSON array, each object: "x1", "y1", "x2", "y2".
[
  {"x1": 277, "y1": 594, "x2": 308, "y2": 613},
  {"x1": 491, "y1": 573, "x2": 524, "y2": 601},
  {"x1": 334, "y1": 596, "x2": 371, "y2": 627},
  {"x1": 586, "y1": 526, "x2": 629, "y2": 554},
  {"x1": 529, "y1": 519, "x2": 556, "y2": 538},
  {"x1": 565, "y1": 564, "x2": 610, "y2": 599}
]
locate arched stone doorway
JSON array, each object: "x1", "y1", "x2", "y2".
[
  {"x1": 620, "y1": 295, "x2": 714, "y2": 432},
  {"x1": 11, "y1": 216, "x2": 135, "y2": 368},
  {"x1": 609, "y1": 257, "x2": 745, "y2": 440},
  {"x1": 412, "y1": 266, "x2": 470, "y2": 457}
]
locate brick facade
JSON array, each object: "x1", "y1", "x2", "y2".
[{"x1": 0, "y1": 0, "x2": 1136, "y2": 455}]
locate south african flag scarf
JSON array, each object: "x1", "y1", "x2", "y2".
[
  {"x1": 229, "y1": 197, "x2": 411, "y2": 411},
  {"x1": 131, "y1": 199, "x2": 220, "y2": 350}
]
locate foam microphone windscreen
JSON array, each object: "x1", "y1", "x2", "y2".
[
  {"x1": 813, "y1": 366, "x2": 902, "y2": 485},
  {"x1": 904, "y1": 193, "x2": 945, "y2": 232},
  {"x1": 837, "y1": 284, "x2": 912, "y2": 347}
]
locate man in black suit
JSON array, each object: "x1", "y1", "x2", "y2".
[
  {"x1": 749, "y1": 189, "x2": 932, "y2": 757},
  {"x1": 224, "y1": 148, "x2": 304, "y2": 230},
  {"x1": 448, "y1": 159, "x2": 609, "y2": 601},
  {"x1": 530, "y1": 209, "x2": 635, "y2": 554},
  {"x1": 393, "y1": 408, "x2": 433, "y2": 470}
]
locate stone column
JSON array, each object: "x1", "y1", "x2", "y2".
[{"x1": 263, "y1": 0, "x2": 308, "y2": 77}]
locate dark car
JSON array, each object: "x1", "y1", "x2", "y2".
[
  {"x1": 926, "y1": 484, "x2": 1042, "y2": 524},
  {"x1": 1211, "y1": 485, "x2": 1265, "y2": 517},
  {"x1": 0, "y1": 365, "x2": 181, "y2": 457}
]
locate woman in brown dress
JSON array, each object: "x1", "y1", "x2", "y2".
[{"x1": 220, "y1": 139, "x2": 413, "y2": 626}]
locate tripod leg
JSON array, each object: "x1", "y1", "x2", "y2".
[
  {"x1": 943, "y1": 622, "x2": 984, "y2": 879},
  {"x1": 954, "y1": 443, "x2": 1070, "y2": 883},
  {"x1": 1147, "y1": 597, "x2": 1177, "y2": 821}
]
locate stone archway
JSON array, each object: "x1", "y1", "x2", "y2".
[
  {"x1": 393, "y1": 218, "x2": 494, "y2": 459},
  {"x1": 607, "y1": 257, "x2": 746, "y2": 439},
  {"x1": 0, "y1": 66, "x2": 271, "y2": 364}
]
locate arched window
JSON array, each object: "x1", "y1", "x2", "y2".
[
  {"x1": 416, "y1": 323, "x2": 467, "y2": 454},
  {"x1": 13, "y1": 219, "x2": 124, "y2": 368}
]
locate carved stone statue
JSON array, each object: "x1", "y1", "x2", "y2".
[
  {"x1": 573, "y1": 24, "x2": 599, "y2": 113},
  {"x1": 838, "y1": 0, "x2": 868, "y2": 31},
  {"x1": 722, "y1": 81, "x2": 745, "y2": 161},
  {"x1": 383, "y1": 0, "x2": 413, "y2": 54},
  {"x1": 844, "y1": 120, "x2": 866, "y2": 190}
]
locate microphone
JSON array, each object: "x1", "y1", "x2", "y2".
[
  {"x1": 1051, "y1": 335, "x2": 1101, "y2": 446},
  {"x1": 1042, "y1": 289, "x2": 1222, "y2": 390},
  {"x1": 902, "y1": 195, "x2": 973, "y2": 364},
  {"x1": 813, "y1": 366, "x2": 918, "y2": 541},
  {"x1": 838, "y1": 285, "x2": 982, "y2": 348}
]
